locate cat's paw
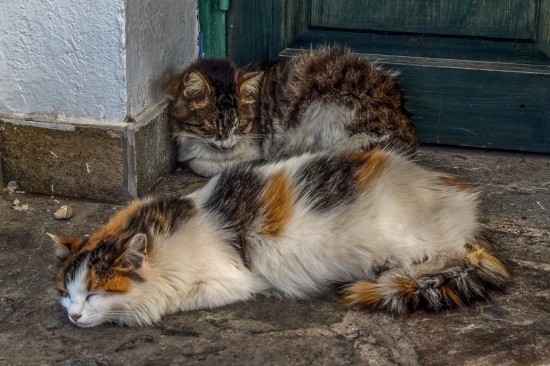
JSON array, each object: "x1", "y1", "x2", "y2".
[{"x1": 188, "y1": 159, "x2": 226, "y2": 177}]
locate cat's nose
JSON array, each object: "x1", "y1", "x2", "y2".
[
  {"x1": 69, "y1": 313, "x2": 82, "y2": 322},
  {"x1": 219, "y1": 139, "x2": 233, "y2": 150}
]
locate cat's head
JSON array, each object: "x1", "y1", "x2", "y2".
[
  {"x1": 49, "y1": 231, "x2": 149, "y2": 327},
  {"x1": 166, "y1": 58, "x2": 263, "y2": 151}
]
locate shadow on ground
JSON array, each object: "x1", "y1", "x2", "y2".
[{"x1": 0, "y1": 146, "x2": 548, "y2": 365}]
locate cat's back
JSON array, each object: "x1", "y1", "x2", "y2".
[
  {"x1": 202, "y1": 149, "x2": 479, "y2": 295},
  {"x1": 278, "y1": 47, "x2": 398, "y2": 103},
  {"x1": 203, "y1": 149, "x2": 478, "y2": 240},
  {"x1": 260, "y1": 47, "x2": 417, "y2": 154}
]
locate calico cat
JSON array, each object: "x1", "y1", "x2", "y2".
[
  {"x1": 166, "y1": 47, "x2": 417, "y2": 177},
  {"x1": 50, "y1": 149, "x2": 509, "y2": 327}
]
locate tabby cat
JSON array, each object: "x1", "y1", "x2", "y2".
[
  {"x1": 166, "y1": 47, "x2": 417, "y2": 176},
  {"x1": 50, "y1": 149, "x2": 509, "y2": 327}
]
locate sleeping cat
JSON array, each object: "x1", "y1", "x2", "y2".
[
  {"x1": 166, "y1": 47, "x2": 417, "y2": 177},
  {"x1": 50, "y1": 149, "x2": 509, "y2": 327}
]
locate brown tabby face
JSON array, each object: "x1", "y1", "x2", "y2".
[{"x1": 167, "y1": 59, "x2": 262, "y2": 151}]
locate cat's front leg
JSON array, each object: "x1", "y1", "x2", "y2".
[{"x1": 188, "y1": 158, "x2": 229, "y2": 177}]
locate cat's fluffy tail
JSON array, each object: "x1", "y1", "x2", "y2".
[{"x1": 340, "y1": 237, "x2": 510, "y2": 314}]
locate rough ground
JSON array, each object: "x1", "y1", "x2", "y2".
[{"x1": 0, "y1": 146, "x2": 548, "y2": 366}]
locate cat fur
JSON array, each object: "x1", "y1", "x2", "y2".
[
  {"x1": 166, "y1": 47, "x2": 417, "y2": 177},
  {"x1": 51, "y1": 149, "x2": 508, "y2": 327}
]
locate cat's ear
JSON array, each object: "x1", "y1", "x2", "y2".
[
  {"x1": 182, "y1": 72, "x2": 211, "y2": 100},
  {"x1": 165, "y1": 75, "x2": 183, "y2": 101},
  {"x1": 118, "y1": 233, "x2": 148, "y2": 270},
  {"x1": 47, "y1": 233, "x2": 81, "y2": 260},
  {"x1": 238, "y1": 72, "x2": 263, "y2": 105}
]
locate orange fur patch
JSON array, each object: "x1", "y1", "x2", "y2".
[
  {"x1": 467, "y1": 244, "x2": 510, "y2": 279},
  {"x1": 54, "y1": 236, "x2": 84, "y2": 253},
  {"x1": 238, "y1": 71, "x2": 262, "y2": 105},
  {"x1": 393, "y1": 276, "x2": 418, "y2": 295},
  {"x1": 88, "y1": 268, "x2": 132, "y2": 293},
  {"x1": 442, "y1": 286, "x2": 464, "y2": 307},
  {"x1": 189, "y1": 99, "x2": 210, "y2": 110},
  {"x1": 393, "y1": 276, "x2": 420, "y2": 306},
  {"x1": 340, "y1": 281, "x2": 382, "y2": 309},
  {"x1": 86, "y1": 201, "x2": 142, "y2": 249},
  {"x1": 260, "y1": 171, "x2": 293, "y2": 236},
  {"x1": 350, "y1": 150, "x2": 389, "y2": 190},
  {"x1": 440, "y1": 175, "x2": 476, "y2": 192}
]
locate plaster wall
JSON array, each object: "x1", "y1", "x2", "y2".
[
  {"x1": 125, "y1": 0, "x2": 198, "y2": 118},
  {"x1": 0, "y1": 0, "x2": 127, "y2": 122},
  {"x1": 0, "y1": 0, "x2": 198, "y2": 200},
  {"x1": 0, "y1": 0, "x2": 199, "y2": 123}
]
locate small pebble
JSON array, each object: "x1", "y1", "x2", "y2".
[
  {"x1": 7, "y1": 181, "x2": 19, "y2": 194},
  {"x1": 12, "y1": 199, "x2": 20, "y2": 207},
  {"x1": 53, "y1": 205, "x2": 73, "y2": 220},
  {"x1": 14, "y1": 204, "x2": 29, "y2": 212}
]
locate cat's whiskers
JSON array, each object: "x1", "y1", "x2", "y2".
[
  {"x1": 246, "y1": 135, "x2": 265, "y2": 141},
  {"x1": 177, "y1": 137, "x2": 210, "y2": 143},
  {"x1": 102, "y1": 310, "x2": 134, "y2": 315}
]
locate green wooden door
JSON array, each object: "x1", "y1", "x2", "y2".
[
  {"x1": 218, "y1": 0, "x2": 550, "y2": 153},
  {"x1": 311, "y1": 1, "x2": 536, "y2": 39}
]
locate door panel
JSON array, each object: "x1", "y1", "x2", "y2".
[
  {"x1": 223, "y1": 0, "x2": 550, "y2": 152},
  {"x1": 311, "y1": 0, "x2": 536, "y2": 40}
]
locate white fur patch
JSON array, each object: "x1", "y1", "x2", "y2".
[
  {"x1": 175, "y1": 132, "x2": 261, "y2": 177},
  {"x1": 268, "y1": 102, "x2": 355, "y2": 157}
]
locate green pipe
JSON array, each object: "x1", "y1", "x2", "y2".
[
  {"x1": 198, "y1": 0, "x2": 229, "y2": 58},
  {"x1": 217, "y1": 0, "x2": 230, "y2": 11}
]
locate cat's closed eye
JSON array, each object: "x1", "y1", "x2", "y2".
[
  {"x1": 181, "y1": 118, "x2": 206, "y2": 127},
  {"x1": 58, "y1": 288, "x2": 69, "y2": 298},
  {"x1": 199, "y1": 131, "x2": 216, "y2": 139},
  {"x1": 86, "y1": 294, "x2": 97, "y2": 301}
]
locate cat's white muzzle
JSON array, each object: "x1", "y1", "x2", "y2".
[{"x1": 213, "y1": 136, "x2": 236, "y2": 150}]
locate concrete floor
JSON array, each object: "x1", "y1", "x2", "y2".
[{"x1": 0, "y1": 146, "x2": 548, "y2": 366}]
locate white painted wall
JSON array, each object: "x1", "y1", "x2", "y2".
[
  {"x1": 0, "y1": 0, "x2": 127, "y2": 122},
  {"x1": 0, "y1": 0, "x2": 198, "y2": 123},
  {"x1": 126, "y1": 0, "x2": 199, "y2": 118}
]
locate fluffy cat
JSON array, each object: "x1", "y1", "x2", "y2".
[
  {"x1": 166, "y1": 47, "x2": 417, "y2": 177},
  {"x1": 50, "y1": 149, "x2": 509, "y2": 327}
]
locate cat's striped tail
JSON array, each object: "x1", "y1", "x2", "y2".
[{"x1": 340, "y1": 238, "x2": 511, "y2": 314}]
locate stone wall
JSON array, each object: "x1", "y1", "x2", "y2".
[{"x1": 0, "y1": 0, "x2": 198, "y2": 201}]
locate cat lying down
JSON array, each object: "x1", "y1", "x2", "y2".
[
  {"x1": 167, "y1": 47, "x2": 417, "y2": 177},
  {"x1": 50, "y1": 149, "x2": 509, "y2": 327}
]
